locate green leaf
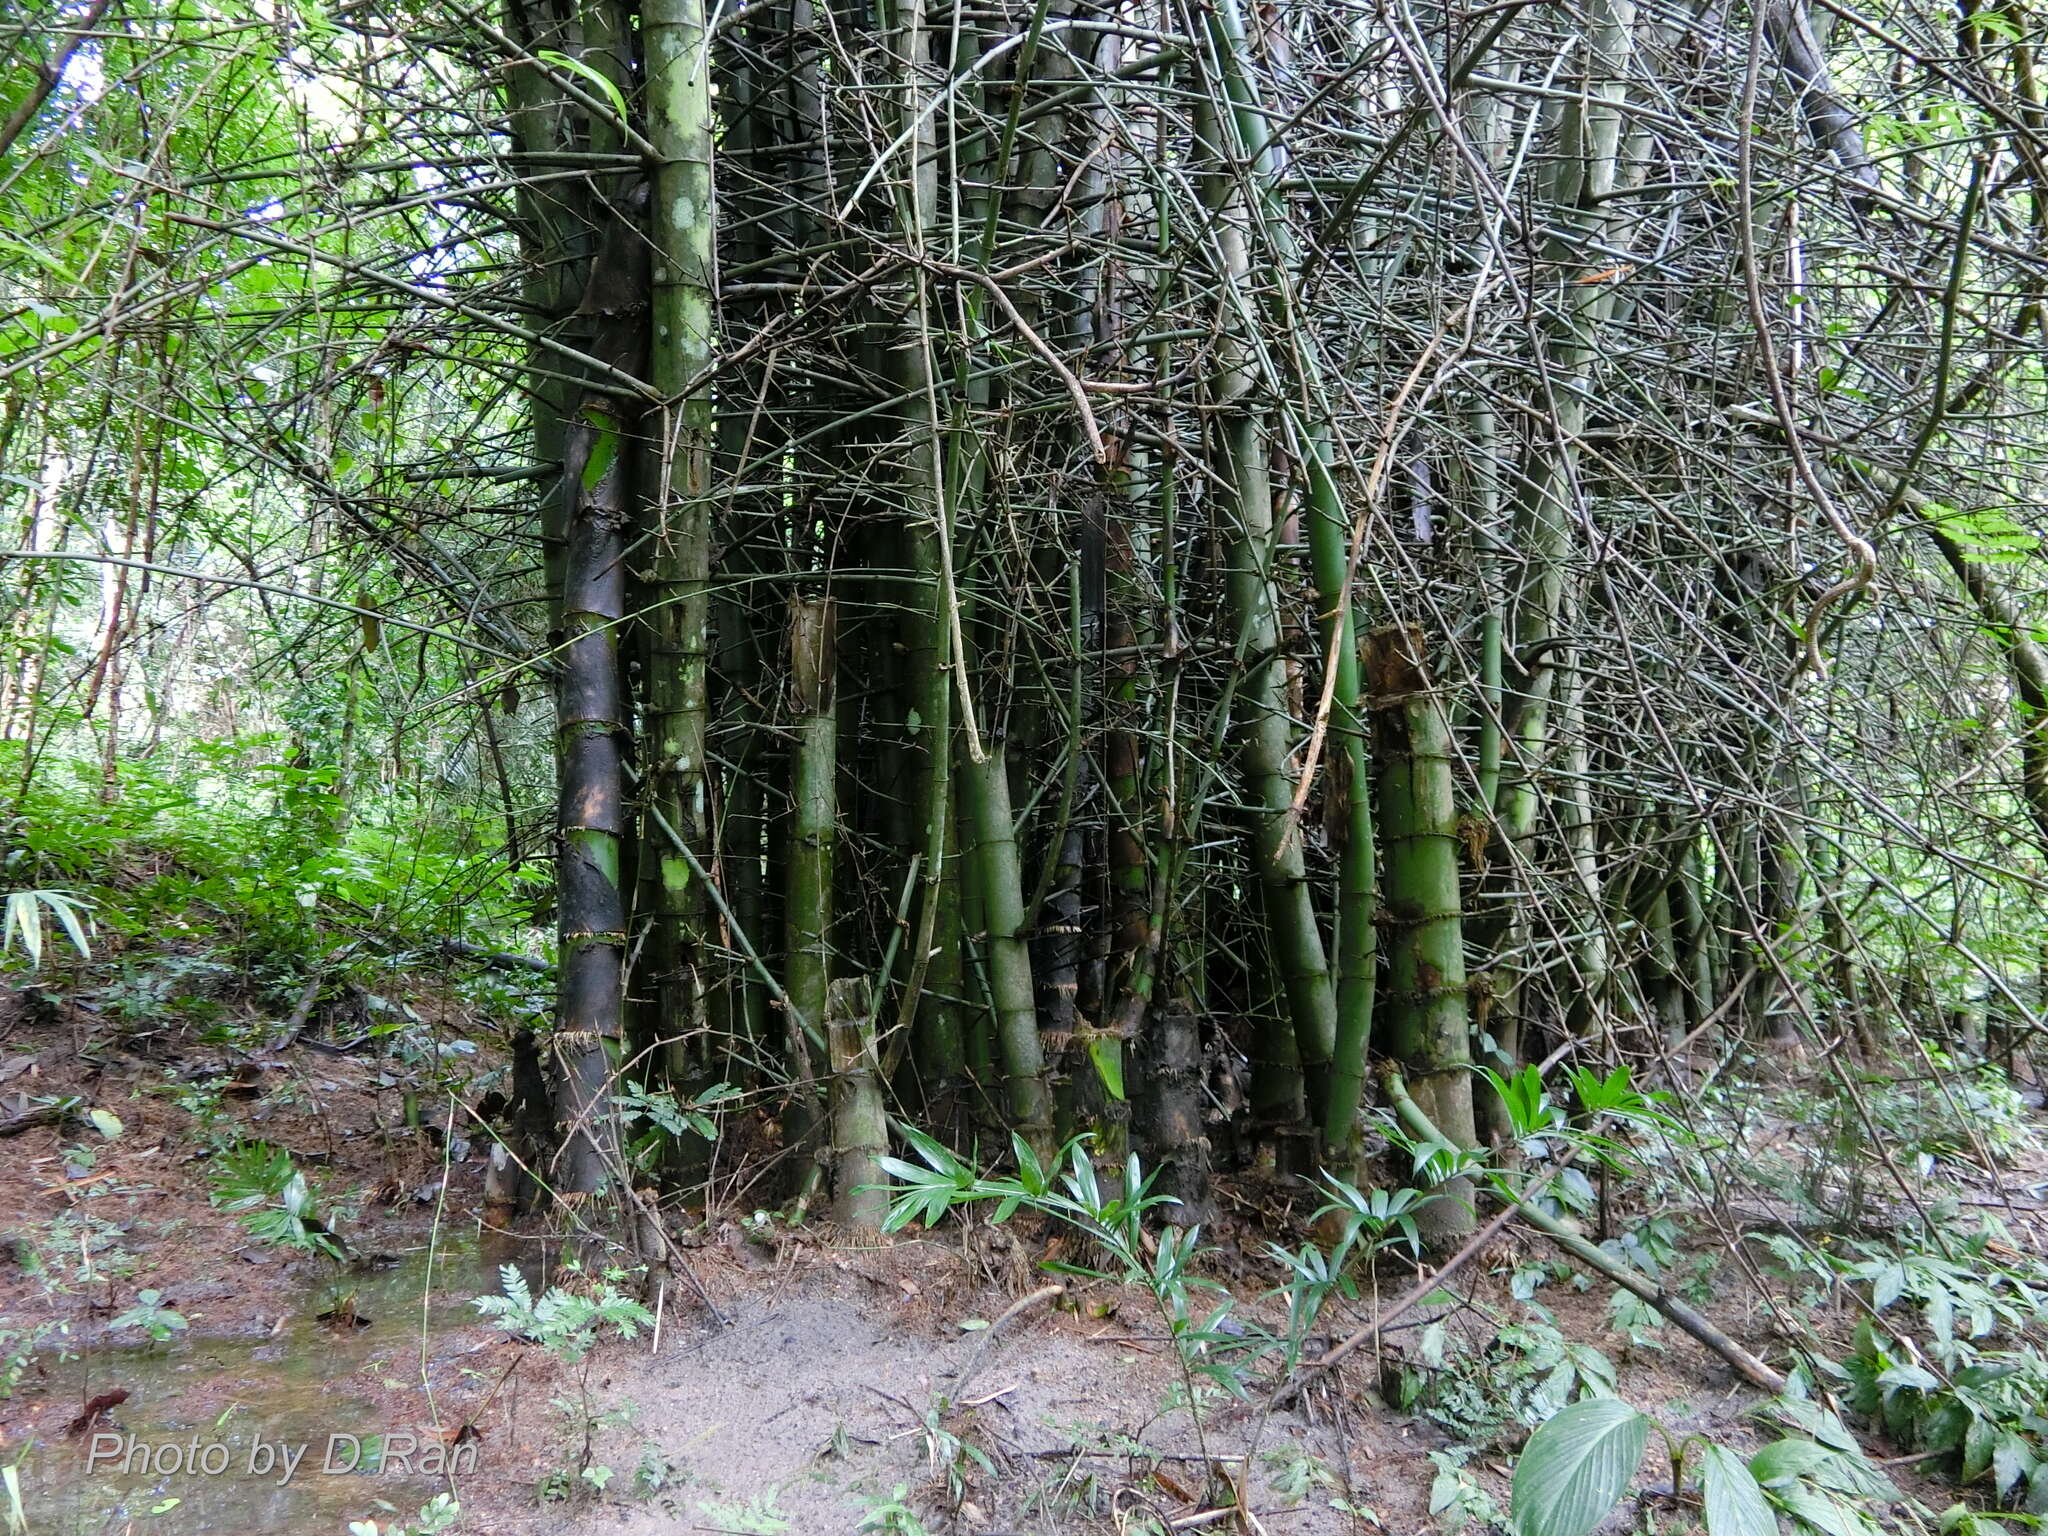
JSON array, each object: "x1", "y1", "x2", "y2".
[
  {"x1": 38, "y1": 891, "x2": 94, "y2": 961},
  {"x1": 1086, "y1": 1036, "x2": 1125, "y2": 1101},
  {"x1": 897, "y1": 1121, "x2": 960, "y2": 1177},
  {"x1": 1510, "y1": 1399, "x2": 1651, "y2": 1536},
  {"x1": 1877, "y1": 1361, "x2": 1941, "y2": 1393},
  {"x1": 0, "y1": 232, "x2": 80, "y2": 284},
  {"x1": 1701, "y1": 1442, "x2": 1778, "y2": 1536},
  {"x1": 535, "y1": 49, "x2": 632, "y2": 128},
  {"x1": 1965, "y1": 1415, "x2": 1995, "y2": 1484},
  {"x1": 1012, "y1": 1132, "x2": 1047, "y2": 1195},
  {"x1": 89, "y1": 1108, "x2": 123, "y2": 1140},
  {"x1": 1750, "y1": 1439, "x2": 1840, "y2": 1489},
  {"x1": 4, "y1": 892, "x2": 42, "y2": 968},
  {"x1": 1995, "y1": 1432, "x2": 2033, "y2": 1499},
  {"x1": 293, "y1": 0, "x2": 339, "y2": 37},
  {"x1": 1772, "y1": 1481, "x2": 1880, "y2": 1536},
  {"x1": 1964, "y1": 8, "x2": 2022, "y2": 38},
  {"x1": 1764, "y1": 1400, "x2": 1863, "y2": 1458}
]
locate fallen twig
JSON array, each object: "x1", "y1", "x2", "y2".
[
  {"x1": 1512, "y1": 1198, "x2": 1787, "y2": 1393},
  {"x1": 950, "y1": 1282, "x2": 1063, "y2": 1406},
  {"x1": 65, "y1": 1389, "x2": 130, "y2": 1436},
  {"x1": 1381, "y1": 1068, "x2": 1788, "y2": 1395},
  {"x1": 0, "y1": 1098, "x2": 78, "y2": 1138}
]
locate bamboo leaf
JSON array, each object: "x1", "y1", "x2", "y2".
[
  {"x1": 4, "y1": 893, "x2": 40, "y2": 969},
  {"x1": 43, "y1": 892, "x2": 93, "y2": 960},
  {"x1": 536, "y1": 49, "x2": 632, "y2": 128}
]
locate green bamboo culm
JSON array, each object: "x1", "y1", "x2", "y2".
[
  {"x1": 1197, "y1": 83, "x2": 1338, "y2": 1141},
  {"x1": 961, "y1": 742, "x2": 1054, "y2": 1155},
  {"x1": 782, "y1": 597, "x2": 838, "y2": 1165},
  {"x1": 499, "y1": 0, "x2": 585, "y2": 636},
  {"x1": 827, "y1": 976, "x2": 888, "y2": 1228},
  {"x1": 1302, "y1": 440, "x2": 1376, "y2": 1160},
  {"x1": 554, "y1": 399, "x2": 632, "y2": 1197},
  {"x1": 896, "y1": 0, "x2": 1051, "y2": 1152},
  {"x1": 644, "y1": 0, "x2": 720, "y2": 1128},
  {"x1": 1367, "y1": 625, "x2": 1477, "y2": 1244}
]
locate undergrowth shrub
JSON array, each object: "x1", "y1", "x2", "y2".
[{"x1": 0, "y1": 734, "x2": 543, "y2": 1010}]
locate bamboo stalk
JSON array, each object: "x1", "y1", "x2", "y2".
[
  {"x1": 644, "y1": 0, "x2": 721, "y2": 1115},
  {"x1": 1199, "y1": 98, "x2": 1338, "y2": 1141},
  {"x1": 554, "y1": 397, "x2": 632, "y2": 1197},
  {"x1": 783, "y1": 595, "x2": 838, "y2": 1162},
  {"x1": 827, "y1": 975, "x2": 888, "y2": 1229},
  {"x1": 1366, "y1": 626, "x2": 1476, "y2": 1243}
]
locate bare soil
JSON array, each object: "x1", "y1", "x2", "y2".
[{"x1": 0, "y1": 995, "x2": 2010, "y2": 1535}]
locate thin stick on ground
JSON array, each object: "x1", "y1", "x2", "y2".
[{"x1": 950, "y1": 1282, "x2": 1063, "y2": 1406}]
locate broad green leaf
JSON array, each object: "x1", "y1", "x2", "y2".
[
  {"x1": 1964, "y1": 1415, "x2": 1994, "y2": 1484},
  {"x1": 1086, "y1": 1036, "x2": 1124, "y2": 1101},
  {"x1": 1011, "y1": 1132, "x2": 1047, "y2": 1194},
  {"x1": 1749, "y1": 1438, "x2": 1840, "y2": 1489},
  {"x1": 2, "y1": 890, "x2": 93, "y2": 968},
  {"x1": 89, "y1": 1108, "x2": 123, "y2": 1140},
  {"x1": 1876, "y1": 1361, "x2": 1941, "y2": 1393},
  {"x1": 1772, "y1": 1481, "x2": 1880, "y2": 1536},
  {"x1": 1994, "y1": 1431, "x2": 2033, "y2": 1498},
  {"x1": 1701, "y1": 1442, "x2": 1777, "y2": 1536},
  {"x1": 1510, "y1": 1398, "x2": 1651, "y2": 1536},
  {"x1": 5, "y1": 893, "x2": 42, "y2": 968},
  {"x1": 1765, "y1": 1400, "x2": 1863, "y2": 1457}
]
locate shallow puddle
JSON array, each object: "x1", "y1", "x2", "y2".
[{"x1": 5, "y1": 1229, "x2": 525, "y2": 1534}]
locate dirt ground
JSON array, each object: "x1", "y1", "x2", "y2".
[
  {"x1": 562, "y1": 1234, "x2": 1399, "y2": 1536},
  {"x1": 0, "y1": 995, "x2": 2007, "y2": 1535},
  {"x1": 531, "y1": 1217, "x2": 1859, "y2": 1536}
]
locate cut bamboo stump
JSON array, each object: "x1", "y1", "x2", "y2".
[{"x1": 827, "y1": 977, "x2": 887, "y2": 1230}]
